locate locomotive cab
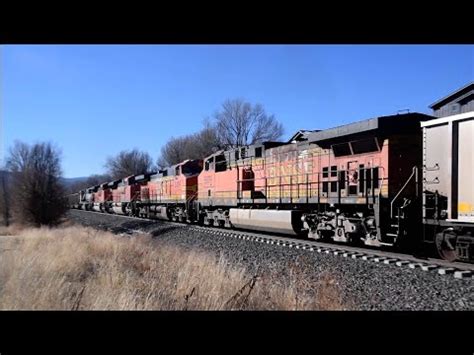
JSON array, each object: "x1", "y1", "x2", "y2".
[{"x1": 301, "y1": 112, "x2": 437, "y2": 248}]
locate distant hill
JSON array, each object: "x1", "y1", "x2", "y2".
[
  {"x1": 1, "y1": 171, "x2": 92, "y2": 194},
  {"x1": 61, "y1": 177, "x2": 89, "y2": 188},
  {"x1": 2, "y1": 173, "x2": 103, "y2": 192},
  {"x1": 1, "y1": 173, "x2": 89, "y2": 187},
  {"x1": 62, "y1": 175, "x2": 113, "y2": 192},
  {"x1": 62, "y1": 176, "x2": 88, "y2": 184}
]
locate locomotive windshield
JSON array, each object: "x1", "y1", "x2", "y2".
[{"x1": 182, "y1": 161, "x2": 203, "y2": 175}]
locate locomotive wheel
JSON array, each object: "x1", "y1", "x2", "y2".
[{"x1": 435, "y1": 230, "x2": 458, "y2": 262}]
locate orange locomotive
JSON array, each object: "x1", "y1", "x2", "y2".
[
  {"x1": 195, "y1": 112, "x2": 431, "y2": 249},
  {"x1": 75, "y1": 111, "x2": 474, "y2": 261},
  {"x1": 91, "y1": 183, "x2": 112, "y2": 212},
  {"x1": 138, "y1": 159, "x2": 202, "y2": 221}
]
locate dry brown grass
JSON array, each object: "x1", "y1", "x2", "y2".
[
  {"x1": 0, "y1": 225, "x2": 347, "y2": 310},
  {"x1": 0, "y1": 223, "x2": 25, "y2": 236}
]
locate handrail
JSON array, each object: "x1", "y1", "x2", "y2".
[
  {"x1": 378, "y1": 166, "x2": 385, "y2": 199},
  {"x1": 390, "y1": 166, "x2": 417, "y2": 219}
]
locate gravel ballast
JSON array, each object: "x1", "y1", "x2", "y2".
[{"x1": 67, "y1": 210, "x2": 474, "y2": 310}]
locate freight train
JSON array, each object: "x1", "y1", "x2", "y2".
[{"x1": 69, "y1": 108, "x2": 474, "y2": 263}]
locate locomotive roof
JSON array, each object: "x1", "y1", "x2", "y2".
[
  {"x1": 150, "y1": 169, "x2": 168, "y2": 179},
  {"x1": 429, "y1": 82, "x2": 474, "y2": 110},
  {"x1": 134, "y1": 173, "x2": 152, "y2": 183},
  {"x1": 203, "y1": 141, "x2": 286, "y2": 160},
  {"x1": 149, "y1": 159, "x2": 202, "y2": 179},
  {"x1": 107, "y1": 179, "x2": 121, "y2": 187},
  {"x1": 287, "y1": 130, "x2": 320, "y2": 143},
  {"x1": 306, "y1": 112, "x2": 435, "y2": 144}
]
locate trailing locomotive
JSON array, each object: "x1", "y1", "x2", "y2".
[{"x1": 71, "y1": 103, "x2": 474, "y2": 262}]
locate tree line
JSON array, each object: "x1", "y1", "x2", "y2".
[
  {"x1": 71, "y1": 98, "x2": 284, "y2": 189},
  {"x1": 0, "y1": 98, "x2": 284, "y2": 227}
]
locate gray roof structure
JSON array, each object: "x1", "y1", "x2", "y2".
[
  {"x1": 307, "y1": 112, "x2": 435, "y2": 144},
  {"x1": 429, "y1": 82, "x2": 474, "y2": 110}
]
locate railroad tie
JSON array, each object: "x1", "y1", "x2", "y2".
[
  {"x1": 438, "y1": 268, "x2": 456, "y2": 275},
  {"x1": 421, "y1": 265, "x2": 438, "y2": 271},
  {"x1": 454, "y1": 270, "x2": 473, "y2": 279},
  {"x1": 408, "y1": 263, "x2": 424, "y2": 269},
  {"x1": 395, "y1": 260, "x2": 410, "y2": 266}
]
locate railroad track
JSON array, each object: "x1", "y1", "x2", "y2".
[{"x1": 71, "y1": 209, "x2": 474, "y2": 280}]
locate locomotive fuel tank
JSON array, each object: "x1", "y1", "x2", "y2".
[
  {"x1": 229, "y1": 209, "x2": 303, "y2": 235},
  {"x1": 148, "y1": 206, "x2": 168, "y2": 220},
  {"x1": 112, "y1": 206, "x2": 125, "y2": 215},
  {"x1": 92, "y1": 205, "x2": 102, "y2": 212}
]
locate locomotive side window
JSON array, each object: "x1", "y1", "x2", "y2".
[
  {"x1": 364, "y1": 168, "x2": 379, "y2": 189},
  {"x1": 365, "y1": 169, "x2": 372, "y2": 189},
  {"x1": 205, "y1": 159, "x2": 211, "y2": 171},
  {"x1": 359, "y1": 164, "x2": 365, "y2": 193},
  {"x1": 322, "y1": 181, "x2": 329, "y2": 193},
  {"x1": 182, "y1": 162, "x2": 203, "y2": 175},
  {"x1": 339, "y1": 170, "x2": 346, "y2": 190},
  {"x1": 176, "y1": 166, "x2": 180, "y2": 175},
  {"x1": 241, "y1": 148, "x2": 246, "y2": 159},
  {"x1": 235, "y1": 150, "x2": 240, "y2": 160},
  {"x1": 322, "y1": 167, "x2": 329, "y2": 178},
  {"x1": 348, "y1": 185, "x2": 357, "y2": 195},
  {"x1": 215, "y1": 154, "x2": 227, "y2": 172},
  {"x1": 372, "y1": 168, "x2": 379, "y2": 188},
  {"x1": 330, "y1": 165, "x2": 337, "y2": 177},
  {"x1": 255, "y1": 147, "x2": 262, "y2": 158}
]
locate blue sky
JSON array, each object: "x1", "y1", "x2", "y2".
[{"x1": 2, "y1": 45, "x2": 473, "y2": 178}]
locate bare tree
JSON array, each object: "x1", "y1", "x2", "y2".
[
  {"x1": 214, "y1": 99, "x2": 284, "y2": 148},
  {"x1": 0, "y1": 169, "x2": 10, "y2": 226},
  {"x1": 6, "y1": 141, "x2": 67, "y2": 226},
  {"x1": 105, "y1": 149, "x2": 153, "y2": 180},
  {"x1": 192, "y1": 124, "x2": 222, "y2": 158},
  {"x1": 156, "y1": 100, "x2": 283, "y2": 168},
  {"x1": 157, "y1": 136, "x2": 189, "y2": 168},
  {"x1": 157, "y1": 125, "x2": 222, "y2": 168}
]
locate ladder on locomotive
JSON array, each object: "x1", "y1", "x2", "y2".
[
  {"x1": 185, "y1": 193, "x2": 197, "y2": 223},
  {"x1": 386, "y1": 166, "x2": 420, "y2": 243}
]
